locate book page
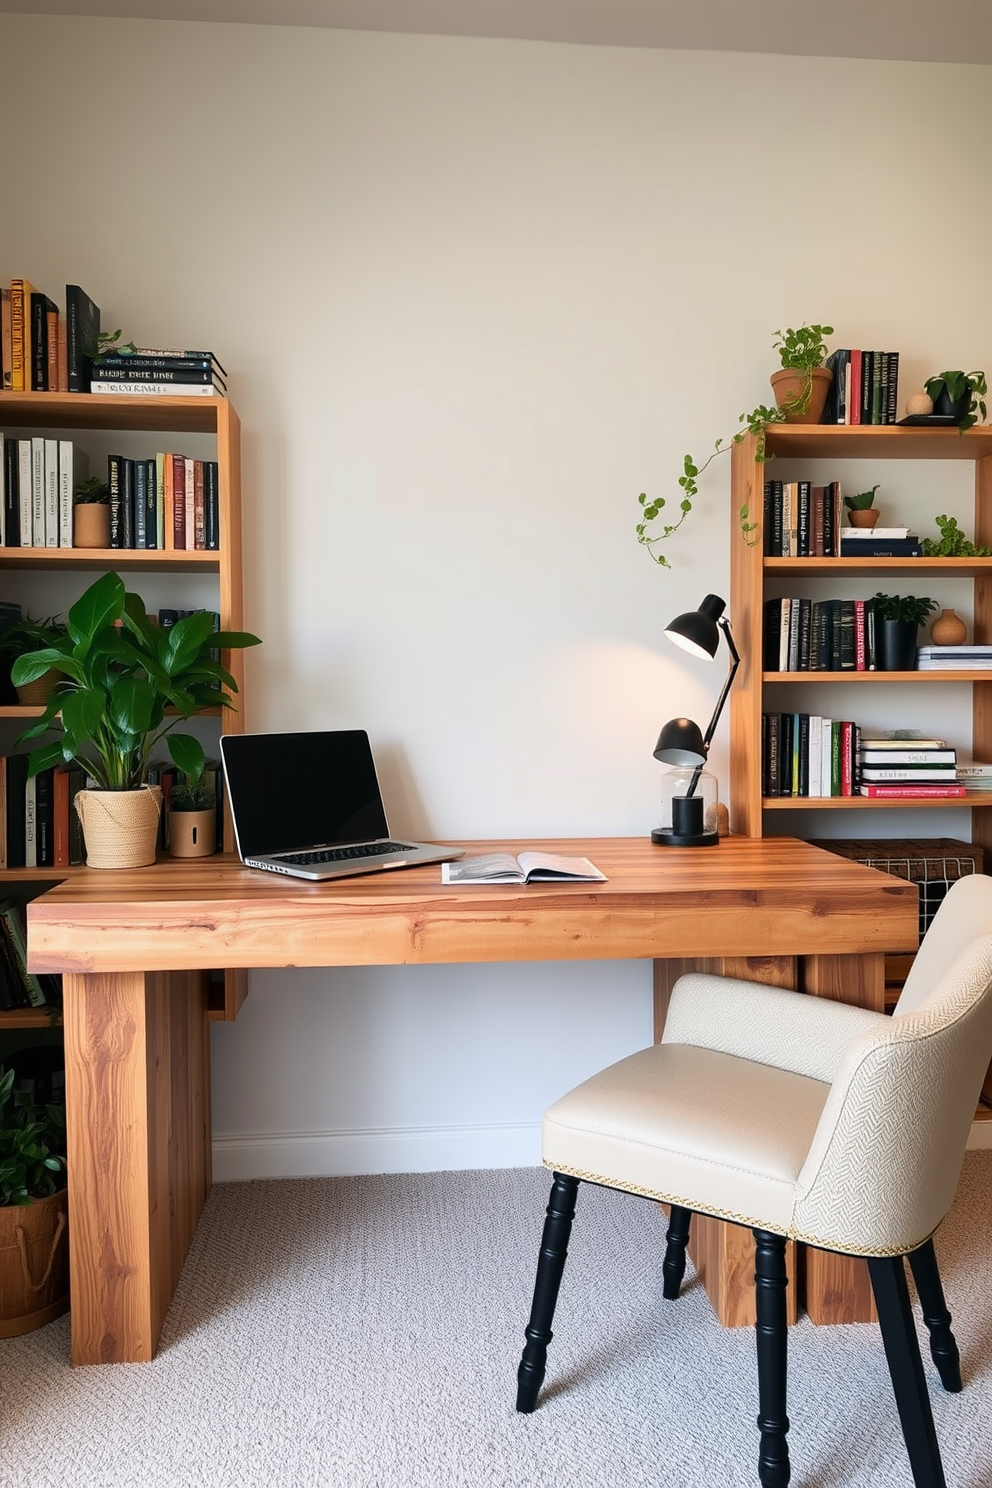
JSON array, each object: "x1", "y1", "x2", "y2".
[
  {"x1": 516, "y1": 852, "x2": 606, "y2": 881},
  {"x1": 441, "y1": 854, "x2": 524, "y2": 884}
]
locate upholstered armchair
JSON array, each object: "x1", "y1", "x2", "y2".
[{"x1": 516, "y1": 872, "x2": 992, "y2": 1488}]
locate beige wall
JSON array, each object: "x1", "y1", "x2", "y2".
[{"x1": 2, "y1": 14, "x2": 990, "y2": 1174}]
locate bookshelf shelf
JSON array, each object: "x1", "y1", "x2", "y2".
[
  {"x1": 762, "y1": 670, "x2": 992, "y2": 683},
  {"x1": 766, "y1": 557, "x2": 992, "y2": 578},
  {"x1": 763, "y1": 794, "x2": 992, "y2": 811},
  {"x1": 0, "y1": 390, "x2": 247, "y2": 1022},
  {"x1": 0, "y1": 1007, "x2": 56, "y2": 1030}
]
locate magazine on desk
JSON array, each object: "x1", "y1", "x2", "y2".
[{"x1": 441, "y1": 851, "x2": 607, "y2": 885}]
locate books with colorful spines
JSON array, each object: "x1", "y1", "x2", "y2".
[
  {"x1": 9, "y1": 279, "x2": 34, "y2": 392},
  {"x1": 89, "y1": 380, "x2": 225, "y2": 397},
  {"x1": 849, "y1": 350, "x2": 862, "y2": 424},
  {"x1": 840, "y1": 720, "x2": 854, "y2": 795},
  {"x1": 64, "y1": 285, "x2": 100, "y2": 393},
  {"x1": 859, "y1": 783, "x2": 967, "y2": 798},
  {"x1": 0, "y1": 286, "x2": 11, "y2": 389}
]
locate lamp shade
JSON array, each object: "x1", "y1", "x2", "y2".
[
  {"x1": 653, "y1": 716, "x2": 707, "y2": 766},
  {"x1": 664, "y1": 594, "x2": 726, "y2": 660}
]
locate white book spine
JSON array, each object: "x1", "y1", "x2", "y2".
[
  {"x1": 89, "y1": 381, "x2": 222, "y2": 397},
  {"x1": 808, "y1": 716, "x2": 822, "y2": 799},
  {"x1": 18, "y1": 440, "x2": 32, "y2": 545},
  {"x1": 24, "y1": 777, "x2": 37, "y2": 869},
  {"x1": 44, "y1": 437, "x2": 59, "y2": 547},
  {"x1": 60, "y1": 442, "x2": 88, "y2": 548},
  {"x1": 821, "y1": 717, "x2": 833, "y2": 798},
  {"x1": 31, "y1": 437, "x2": 45, "y2": 547}
]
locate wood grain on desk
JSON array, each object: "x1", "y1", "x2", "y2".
[{"x1": 28, "y1": 836, "x2": 918, "y2": 974}]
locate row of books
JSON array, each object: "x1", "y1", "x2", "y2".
[
  {"x1": 764, "y1": 596, "x2": 888, "y2": 672},
  {"x1": 763, "y1": 480, "x2": 921, "y2": 558},
  {"x1": 0, "y1": 753, "x2": 225, "y2": 870},
  {"x1": 0, "y1": 899, "x2": 60, "y2": 1012},
  {"x1": 762, "y1": 720, "x2": 974, "y2": 799},
  {"x1": 821, "y1": 349, "x2": 900, "y2": 426},
  {"x1": 0, "y1": 440, "x2": 221, "y2": 549},
  {"x1": 1, "y1": 277, "x2": 227, "y2": 396},
  {"x1": 107, "y1": 453, "x2": 221, "y2": 550}
]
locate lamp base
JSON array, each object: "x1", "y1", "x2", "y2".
[{"x1": 650, "y1": 827, "x2": 720, "y2": 848}]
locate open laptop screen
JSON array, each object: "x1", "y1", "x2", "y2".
[{"x1": 221, "y1": 730, "x2": 390, "y2": 857}]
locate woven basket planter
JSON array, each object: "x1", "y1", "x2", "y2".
[
  {"x1": 0, "y1": 1189, "x2": 70, "y2": 1338},
  {"x1": 75, "y1": 785, "x2": 163, "y2": 869},
  {"x1": 14, "y1": 670, "x2": 61, "y2": 708}
]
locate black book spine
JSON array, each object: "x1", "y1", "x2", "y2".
[
  {"x1": 134, "y1": 459, "x2": 148, "y2": 548},
  {"x1": 108, "y1": 455, "x2": 124, "y2": 548},
  {"x1": 90, "y1": 363, "x2": 223, "y2": 384},
  {"x1": 780, "y1": 713, "x2": 793, "y2": 796},
  {"x1": 766, "y1": 714, "x2": 781, "y2": 797},
  {"x1": 822, "y1": 480, "x2": 835, "y2": 559},
  {"x1": 145, "y1": 458, "x2": 158, "y2": 548},
  {"x1": 121, "y1": 458, "x2": 135, "y2": 549},
  {"x1": 98, "y1": 354, "x2": 221, "y2": 372},
  {"x1": 796, "y1": 481, "x2": 811, "y2": 558},
  {"x1": 860, "y1": 352, "x2": 873, "y2": 425},
  {"x1": 204, "y1": 460, "x2": 220, "y2": 549},
  {"x1": 828, "y1": 599, "x2": 842, "y2": 671},
  {"x1": 763, "y1": 599, "x2": 780, "y2": 672},
  {"x1": 35, "y1": 768, "x2": 55, "y2": 868},
  {"x1": 797, "y1": 596, "x2": 812, "y2": 670},
  {"x1": 5, "y1": 754, "x2": 28, "y2": 868},
  {"x1": 798, "y1": 714, "x2": 810, "y2": 796},
  {"x1": 30, "y1": 294, "x2": 51, "y2": 391},
  {"x1": 822, "y1": 350, "x2": 847, "y2": 424},
  {"x1": 3, "y1": 437, "x2": 19, "y2": 546},
  {"x1": 838, "y1": 599, "x2": 856, "y2": 669},
  {"x1": 787, "y1": 599, "x2": 800, "y2": 671},
  {"x1": 65, "y1": 285, "x2": 100, "y2": 393},
  {"x1": 0, "y1": 921, "x2": 27, "y2": 1007},
  {"x1": 769, "y1": 480, "x2": 783, "y2": 557}
]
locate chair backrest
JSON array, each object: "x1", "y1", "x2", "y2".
[
  {"x1": 895, "y1": 870, "x2": 992, "y2": 1014},
  {"x1": 791, "y1": 885, "x2": 992, "y2": 1255}
]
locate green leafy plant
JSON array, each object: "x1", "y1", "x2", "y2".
[
  {"x1": 637, "y1": 322, "x2": 833, "y2": 567},
  {"x1": 89, "y1": 329, "x2": 137, "y2": 365},
  {"x1": 12, "y1": 570, "x2": 261, "y2": 791},
  {"x1": 0, "y1": 1066, "x2": 66, "y2": 1207},
  {"x1": 170, "y1": 767, "x2": 216, "y2": 813},
  {"x1": 74, "y1": 476, "x2": 110, "y2": 505},
  {"x1": 872, "y1": 593, "x2": 938, "y2": 626},
  {"x1": 844, "y1": 484, "x2": 879, "y2": 512},
  {"x1": 0, "y1": 616, "x2": 68, "y2": 666},
  {"x1": 923, "y1": 370, "x2": 988, "y2": 433},
  {"x1": 920, "y1": 514, "x2": 992, "y2": 558}
]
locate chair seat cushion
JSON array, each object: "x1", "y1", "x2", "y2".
[{"x1": 543, "y1": 1042, "x2": 830, "y2": 1233}]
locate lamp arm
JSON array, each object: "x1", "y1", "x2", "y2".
[{"x1": 686, "y1": 618, "x2": 740, "y2": 797}]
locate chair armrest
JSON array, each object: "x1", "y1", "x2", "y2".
[{"x1": 662, "y1": 973, "x2": 890, "y2": 1083}]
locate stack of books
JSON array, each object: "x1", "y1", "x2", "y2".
[
  {"x1": 839, "y1": 526, "x2": 922, "y2": 558},
  {"x1": 955, "y1": 763, "x2": 992, "y2": 792},
  {"x1": 821, "y1": 349, "x2": 900, "y2": 425},
  {"x1": 857, "y1": 736, "x2": 965, "y2": 798},
  {"x1": 917, "y1": 645, "x2": 992, "y2": 671},
  {"x1": 90, "y1": 348, "x2": 226, "y2": 398}
]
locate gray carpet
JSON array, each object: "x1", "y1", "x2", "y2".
[{"x1": 2, "y1": 1156, "x2": 991, "y2": 1488}]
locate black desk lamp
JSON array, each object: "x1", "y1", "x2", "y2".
[{"x1": 651, "y1": 593, "x2": 740, "y2": 847}]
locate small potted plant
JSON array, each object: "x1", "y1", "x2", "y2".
[
  {"x1": 844, "y1": 484, "x2": 881, "y2": 529},
  {"x1": 12, "y1": 571, "x2": 260, "y2": 869},
  {"x1": 923, "y1": 371, "x2": 988, "y2": 432},
  {"x1": 768, "y1": 323, "x2": 835, "y2": 424},
  {"x1": 73, "y1": 475, "x2": 111, "y2": 549},
  {"x1": 0, "y1": 1065, "x2": 69, "y2": 1336},
  {"x1": 872, "y1": 593, "x2": 937, "y2": 672},
  {"x1": 168, "y1": 765, "x2": 217, "y2": 858},
  {"x1": 0, "y1": 616, "x2": 69, "y2": 707}
]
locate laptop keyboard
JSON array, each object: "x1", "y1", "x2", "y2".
[{"x1": 279, "y1": 841, "x2": 414, "y2": 866}]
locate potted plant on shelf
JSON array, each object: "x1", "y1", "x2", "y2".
[
  {"x1": 73, "y1": 475, "x2": 111, "y2": 549},
  {"x1": 11, "y1": 571, "x2": 261, "y2": 869},
  {"x1": 843, "y1": 484, "x2": 880, "y2": 529},
  {"x1": 919, "y1": 514, "x2": 992, "y2": 557},
  {"x1": 0, "y1": 1065, "x2": 69, "y2": 1337},
  {"x1": 637, "y1": 321, "x2": 834, "y2": 568},
  {"x1": 923, "y1": 371, "x2": 988, "y2": 432},
  {"x1": 0, "y1": 616, "x2": 69, "y2": 707},
  {"x1": 168, "y1": 765, "x2": 218, "y2": 859},
  {"x1": 872, "y1": 593, "x2": 937, "y2": 672}
]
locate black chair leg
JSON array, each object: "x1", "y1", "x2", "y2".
[
  {"x1": 752, "y1": 1229, "x2": 791, "y2": 1488},
  {"x1": 516, "y1": 1172, "x2": 580, "y2": 1413},
  {"x1": 907, "y1": 1239, "x2": 963, "y2": 1393},
  {"x1": 868, "y1": 1255, "x2": 948, "y2": 1488},
  {"x1": 662, "y1": 1205, "x2": 692, "y2": 1300}
]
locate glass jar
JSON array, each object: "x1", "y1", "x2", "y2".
[{"x1": 659, "y1": 765, "x2": 720, "y2": 838}]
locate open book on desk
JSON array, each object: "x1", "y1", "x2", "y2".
[{"x1": 441, "y1": 851, "x2": 607, "y2": 885}]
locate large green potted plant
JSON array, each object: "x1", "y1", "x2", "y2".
[
  {"x1": 12, "y1": 570, "x2": 260, "y2": 868},
  {"x1": 0, "y1": 616, "x2": 69, "y2": 706},
  {"x1": 923, "y1": 370, "x2": 988, "y2": 432},
  {"x1": 872, "y1": 593, "x2": 937, "y2": 672},
  {"x1": 637, "y1": 322, "x2": 834, "y2": 568},
  {"x1": 0, "y1": 1065, "x2": 69, "y2": 1337}
]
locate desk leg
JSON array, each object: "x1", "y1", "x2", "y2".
[
  {"x1": 801, "y1": 951, "x2": 883, "y2": 1326},
  {"x1": 63, "y1": 969, "x2": 211, "y2": 1365},
  {"x1": 653, "y1": 958, "x2": 799, "y2": 1328}
]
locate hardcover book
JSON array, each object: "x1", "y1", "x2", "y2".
[
  {"x1": 65, "y1": 284, "x2": 101, "y2": 392},
  {"x1": 441, "y1": 851, "x2": 606, "y2": 884}
]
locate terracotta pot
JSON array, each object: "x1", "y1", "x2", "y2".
[
  {"x1": 15, "y1": 670, "x2": 61, "y2": 707},
  {"x1": 769, "y1": 366, "x2": 833, "y2": 424},
  {"x1": 847, "y1": 508, "x2": 880, "y2": 529},
  {"x1": 168, "y1": 808, "x2": 217, "y2": 858},
  {"x1": 0, "y1": 1189, "x2": 70, "y2": 1338},
  {"x1": 75, "y1": 785, "x2": 163, "y2": 868},
  {"x1": 930, "y1": 608, "x2": 968, "y2": 647},
  {"x1": 73, "y1": 503, "x2": 110, "y2": 549}
]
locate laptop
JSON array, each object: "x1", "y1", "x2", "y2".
[{"x1": 220, "y1": 729, "x2": 464, "y2": 881}]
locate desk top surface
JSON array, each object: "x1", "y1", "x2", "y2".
[{"x1": 27, "y1": 835, "x2": 919, "y2": 973}]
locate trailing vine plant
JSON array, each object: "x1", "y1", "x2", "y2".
[{"x1": 636, "y1": 323, "x2": 834, "y2": 569}]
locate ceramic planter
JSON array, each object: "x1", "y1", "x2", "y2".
[
  {"x1": 878, "y1": 618, "x2": 919, "y2": 672},
  {"x1": 168, "y1": 808, "x2": 217, "y2": 858},
  {"x1": 930, "y1": 608, "x2": 968, "y2": 647},
  {"x1": 73, "y1": 503, "x2": 110, "y2": 549},
  {"x1": 0, "y1": 1188, "x2": 69, "y2": 1338},
  {"x1": 74, "y1": 785, "x2": 163, "y2": 868},
  {"x1": 769, "y1": 366, "x2": 833, "y2": 424},
  {"x1": 847, "y1": 508, "x2": 879, "y2": 529}
]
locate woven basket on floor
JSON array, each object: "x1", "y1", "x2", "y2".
[
  {"x1": 75, "y1": 785, "x2": 163, "y2": 869},
  {"x1": 0, "y1": 1188, "x2": 70, "y2": 1338}
]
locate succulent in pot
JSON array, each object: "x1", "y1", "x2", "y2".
[
  {"x1": 168, "y1": 766, "x2": 218, "y2": 858},
  {"x1": 12, "y1": 571, "x2": 260, "y2": 867}
]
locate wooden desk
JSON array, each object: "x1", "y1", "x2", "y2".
[{"x1": 27, "y1": 836, "x2": 918, "y2": 1364}]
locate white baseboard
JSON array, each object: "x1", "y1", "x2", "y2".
[
  {"x1": 968, "y1": 1118, "x2": 992, "y2": 1150},
  {"x1": 212, "y1": 1120, "x2": 543, "y2": 1181}
]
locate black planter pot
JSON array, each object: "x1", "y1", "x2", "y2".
[
  {"x1": 878, "y1": 618, "x2": 919, "y2": 672},
  {"x1": 931, "y1": 385, "x2": 970, "y2": 422}
]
